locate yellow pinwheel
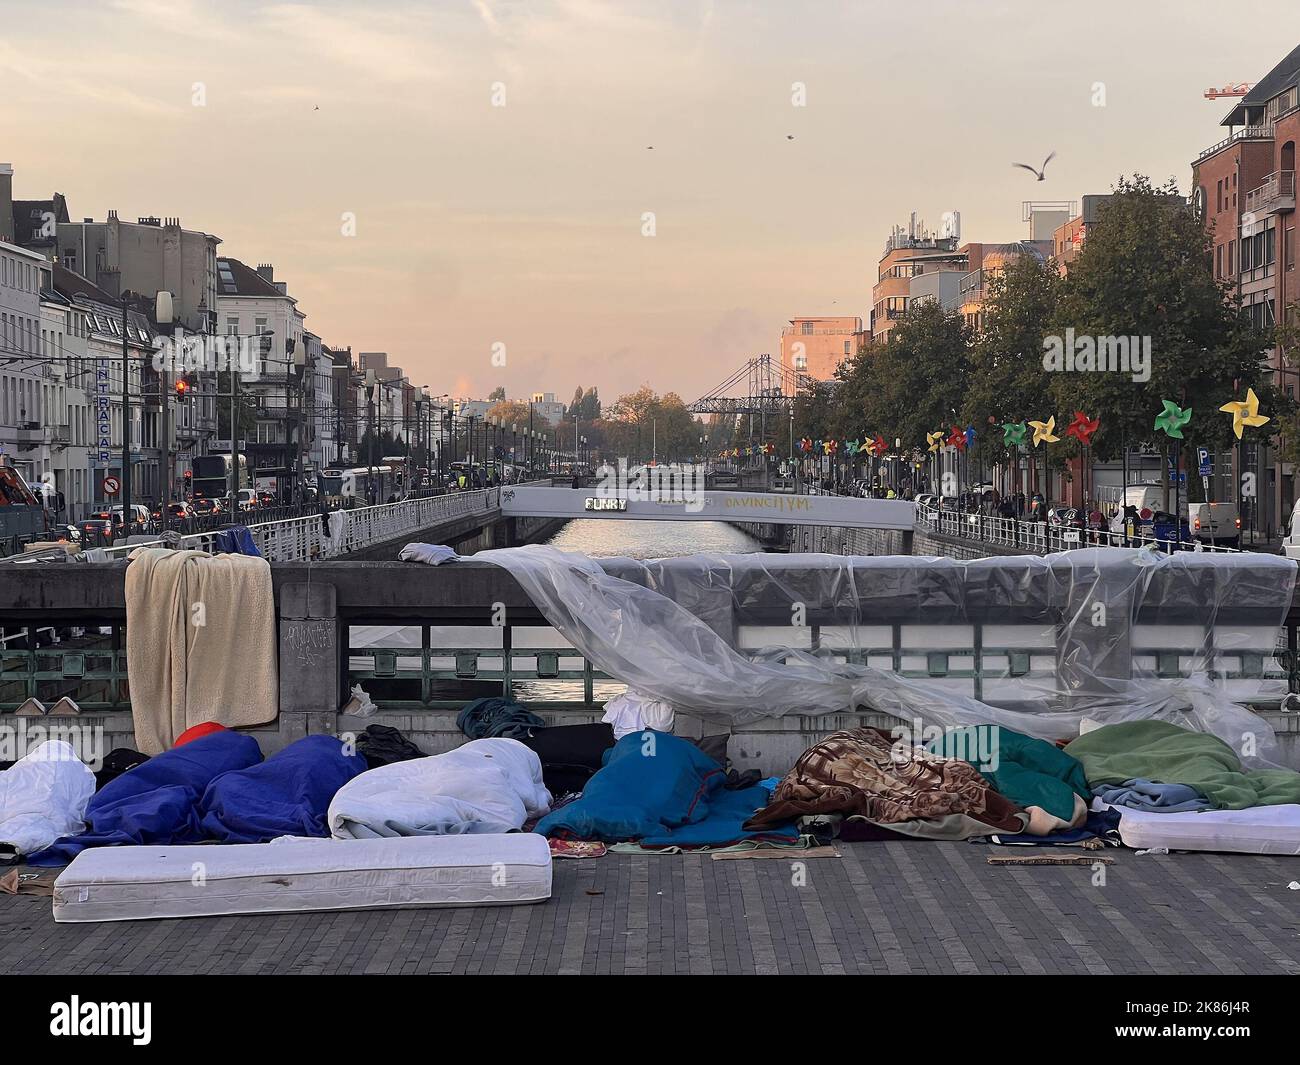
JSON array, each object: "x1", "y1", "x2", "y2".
[
  {"x1": 1218, "y1": 388, "x2": 1270, "y2": 440},
  {"x1": 1027, "y1": 416, "x2": 1059, "y2": 447},
  {"x1": 926, "y1": 430, "x2": 944, "y2": 454}
]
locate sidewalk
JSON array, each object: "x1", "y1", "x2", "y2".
[{"x1": 3, "y1": 843, "x2": 1297, "y2": 975}]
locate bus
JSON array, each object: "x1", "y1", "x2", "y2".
[
  {"x1": 320, "y1": 466, "x2": 397, "y2": 504},
  {"x1": 191, "y1": 454, "x2": 248, "y2": 501}
]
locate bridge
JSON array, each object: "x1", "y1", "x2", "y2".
[{"x1": 499, "y1": 485, "x2": 914, "y2": 530}]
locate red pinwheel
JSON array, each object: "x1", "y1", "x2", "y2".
[
  {"x1": 872, "y1": 433, "x2": 887, "y2": 456},
  {"x1": 1065, "y1": 411, "x2": 1100, "y2": 446},
  {"x1": 798, "y1": 437, "x2": 813, "y2": 453},
  {"x1": 946, "y1": 425, "x2": 966, "y2": 451}
]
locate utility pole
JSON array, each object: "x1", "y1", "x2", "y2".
[
  {"x1": 230, "y1": 364, "x2": 242, "y2": 512},
  {"x1": 120, "y1": 290, "x2": 132, "y2": 532}
]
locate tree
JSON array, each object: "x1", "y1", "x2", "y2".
[
  {"x1": 1050, "y1": 175, "x2": 1279, "y2": 482},
  {"x1": 487, "y1": 385, "x2": 506, "y2": 402},
  {"x1": 216, "y1": 370, "x2": 258, "y2": 439}
]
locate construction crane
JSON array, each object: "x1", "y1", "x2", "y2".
[{"x1": 1204, "y1": 82, "x2": 1253, "y2": 100}]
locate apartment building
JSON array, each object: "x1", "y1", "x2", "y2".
[{"x1": 778, "y1": 316, "x2": 867, "y2": 382}]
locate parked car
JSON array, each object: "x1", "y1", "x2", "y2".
[
  {"x1": 237, "y1": 488, "x2": 259, "y2": 512},
  {"x1": 154, "y1": 501, "x2": 195, "y2": 524},
  {"x1": 78, "y1": 517, "x2": 115, "y2": 547},
  {"x1": 52, "y1": 523, "x2": 82, "y2": 543}
]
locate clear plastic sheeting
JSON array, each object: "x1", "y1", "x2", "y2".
[{"x1": 466, "y1": 545, "x2": 1299, "y2": 768}]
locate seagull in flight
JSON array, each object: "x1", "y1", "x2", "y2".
[{"x1": 1013, "y1": 151, "x2": 1055, "y2": 180}]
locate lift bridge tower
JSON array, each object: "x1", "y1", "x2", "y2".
[{"x1": 690, "y1": 354, "x2": 806, "y2": 479}]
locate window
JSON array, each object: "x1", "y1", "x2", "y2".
[
  {"x1": 844, "y1": 340, "x2": 851, "y2": 356},
  {"x1": 1216, "y1": 243, "x2": 1223, "y2": 277},
  {"x1": 1216, "y1": 179, "x2": 1223, "y2": 213},
  {"x1": 800, "y1": 321, "x2": 814, "y2": 335},
  {"x1": 226, "y1": 316, "x2": 239, "y2": 335},
  {"x1": 1228, "y1": 240, "x2": 1234, "y2": 275}
]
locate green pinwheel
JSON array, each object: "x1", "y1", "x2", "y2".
[
  {"x1": 1154, "y1": 400, "x2": 1192, "y2": 439},
  {"x1": 1001, "y1": 421, "x2": 1028, "y2": 447}
]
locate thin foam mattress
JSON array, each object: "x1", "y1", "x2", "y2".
[
  {"x1": 52, "y1": 832, "x2": 552, "y2": 922},
  {"x1": 1107, "y1": 802, "x2": 1300, "y2": 855}
]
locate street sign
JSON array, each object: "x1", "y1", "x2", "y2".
[
  {"x1": 102, "y1": 476, "x2": 120, "y2": 496},
  {"x1": 1197, "y1": 447, "x2": 1211, "y2": 478}
]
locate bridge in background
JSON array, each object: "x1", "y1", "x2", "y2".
[{"x1": 499, "y1": 485, "x2": 914, "y2": 531}]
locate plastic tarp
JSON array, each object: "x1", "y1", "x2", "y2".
[
  {"x1": 457, "y1": 545, "x2": 1297, "y2": 769},
  {"x1": 28, "y1": 730, "x2": 263, "y2": 865},
  {"x1": 328, "y1": 738, "x2": 552, "y2": 838},
  {"x1": 0, "y1": 741, "x2": 96, "y2": 858},
  {"x1": 198, "y1": 735, "x2": 368, "y2": 842}
]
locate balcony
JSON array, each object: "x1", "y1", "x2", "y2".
[
  {"x1": 1194, "y1": 124, "x2": 1273, "y2": 164},
  {"x1": 1244, "y1": 170, "x2": 1295, "y2": 218}
]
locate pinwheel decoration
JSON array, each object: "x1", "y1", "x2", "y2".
[
  {"x1": 946, "y1": 425, "x2": 966, "y2": 451},
  {"x1": 926, "y1": 430, "x2": 945, "y2": 454},
  {"x1": 1028, "y1": 416, "x2": 1059, "y2": 446},
  {"x1": 1218, "y1": 389, "x2": 1269, "y2": 440},
  {"x1": 822, "y1": 439, "x2": 837, "y2": 455},
  {"x1": 844, "y1": 439, "x2": 861, "y2": 456},
  {"x1": 1001, "y1": 421, "x2": 1027, "y2": 447},
  {"x1": 964, "y1": 426, "x2": 977, "y2": 449},
  {"x1": 872, "y1": 433, "x2": 888, "y2": 456},
  {"x1": 798, "y1": 437, "x2": 813, "y2": 453},
  {"x1": 1154, "y1": 400, "x2": 1192, "y2": 439},
  {"x1": 762, "y1": 442, "x2": 776, "y2": 455},
  {"x1": 1065, "y1": 411, "x2": 1099, "y2": 446}
]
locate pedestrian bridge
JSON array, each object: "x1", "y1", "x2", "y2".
[{"x1": 499, "y1": 485, "x2": 914, "y2": 530}]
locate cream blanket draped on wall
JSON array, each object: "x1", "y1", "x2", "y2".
[{"x1": 125, "y1": 548, "x2": 278, "y2": 755}]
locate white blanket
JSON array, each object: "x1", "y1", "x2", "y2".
[
  {"x1": 328, "y1": 739, "x2": 552, "y2": 839},
  {"x1": 0, "y1": 740, "x2": 95, "y2": 857}
]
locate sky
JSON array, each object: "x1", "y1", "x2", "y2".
[{"x1": 3, "y1": 0, "x2": 1295, "y2": 404}]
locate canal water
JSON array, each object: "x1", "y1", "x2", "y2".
[
  {"x1": 541, "y1": 518, "x2": 764, "y2": 558},
  {"x1": 351, "y1": 519, "x2": 765, "y2": 706}
]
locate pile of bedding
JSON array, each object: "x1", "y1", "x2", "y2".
[
  {"x1": 328, "y1": 738, "x2": 551, "y2": 838},
  {"x1": 536, "y1": 730, "x2": 797, "y2": 849}
]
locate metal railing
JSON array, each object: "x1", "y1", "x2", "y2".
[
  {"x1": 1194, "y1": 124, "x2": 1273, "y2": 163},
  {"x1": 916, "y1": 502, "x2": 1242, "y2": 555},
  {"x1": 96, "y1": 487, "x2": 501, "y2": 562},
  {"x1": 1244, "y1": 169, "x2": 1296, "y2": 216}
]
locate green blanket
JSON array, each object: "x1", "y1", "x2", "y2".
[
  {"x1": 1064, "y1": 720, "x2": 1300, "y2": 810},
  {"x1": 927, "y1": 726, "x2": 1090, "y2": 822}
]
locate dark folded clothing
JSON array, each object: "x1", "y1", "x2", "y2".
[
  {"x1": 457, "y1": 697, "x2": 546, "y2": 740},
  {"x1": 94, "y1": 748, "x2": 150, "y2": 791},
  {"x1": 355, "y1": 724, "x2": 424, "y2": 769}
]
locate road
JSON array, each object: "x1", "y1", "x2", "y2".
[{"x1": 4, "y1": 843, "x2": 1298, "y2": 975}]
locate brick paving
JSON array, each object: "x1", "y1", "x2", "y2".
[{"x1": 2, "y1": 843, "x2": 1298, "y2": 975}]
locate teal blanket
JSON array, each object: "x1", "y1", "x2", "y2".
[{"x1": 928, "y1": 726, "x2": 1090, "y2": 822}]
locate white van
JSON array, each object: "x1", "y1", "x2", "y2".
[
  {"x1": 1187, "y1": 501, "x2": 1241, "y2": 547},
  {"x1": 1283, "y1": 499, "x2": 1300, "y2": 559}
]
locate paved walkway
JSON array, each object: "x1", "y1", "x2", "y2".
[{"x1": 3, "y1": 843, "x2": 1298, "y2": 975}]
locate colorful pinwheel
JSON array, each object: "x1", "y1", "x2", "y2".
[
  {"x1": 1218, "y1": 389, "x2": 1269, "y2": 440},
  {"x1": 926, "y1": 430, "x2": 945, "y2": 454},
  {"x1": 1154, "y1": 400, "x2": 1192, "y2": 439},
  {"x1": 1065, "y1": 411, "x2": 1099, "y2": 445},
  {"x1": 1028, "y1": 416, "x2": 1059, "y2": 446},
  {"x1": 963, "y1": 426, "x2": 977, "y2": 449},
  {"x1": 822, "y1": 439, "x2": 837, "y2": 455},
  {"x1": 844, "y1": 439, "x2": 861, "y2": 456},
  {"x1": 872, "y1": 433, "x2": 888, "y2": 456},
  {"x1": 1002, "y1": 421, "x2": 1027, "y2": 447},
  {"x1": 798, "y1": 437, "x2": 813, "y2": 453},
  {"x1": 946, "y1": 425, "x2": 966, "y2": 451}
]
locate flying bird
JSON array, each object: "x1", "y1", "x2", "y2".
[
  {"x1": 786, "y1": 134, "x2": 795, "y2": 140},
  {"x1": 1012, "y1": 151, "x2": 1056, "y2": 180}
]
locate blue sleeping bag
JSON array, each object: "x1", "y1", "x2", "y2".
[
  {"x1": 28, "y1": 729, "x2": 263, "y2": 865},
  {"x1": 534, "y1": 730, "x2": 797, "y2": 847},
  {"x1": 198, "y1": 735, "x2": 367, "y2": 842}
]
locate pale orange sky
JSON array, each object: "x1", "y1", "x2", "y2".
[{"x1": 3, "y1": 1, "x2": 1294, "y2": 402}]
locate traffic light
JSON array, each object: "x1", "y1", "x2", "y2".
[{"x1": 175, "y1": 377, "x2": 190, "y2": 400}]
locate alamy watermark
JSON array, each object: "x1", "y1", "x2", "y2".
[
  {"x1": 1042, "y1": 328, "x2": 1150, "y2": 383},
  {"x1": 889, "y1": 719, "x2": 1000, "y2": 773},
  {"x1": 592, "y1": 458, "x2": 706, "y2": 512}
]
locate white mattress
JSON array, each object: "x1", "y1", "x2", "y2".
[
  {"x1": 1109, "y1": 803, "x2": 1300, "y2": 855},
  {"x1": 52, "y1": 833, "x2": 552, "y2": 922}
]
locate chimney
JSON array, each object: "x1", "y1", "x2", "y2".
[
  {"x1": 256, "y1": 263, "x2": 274, "y2": 282},
  {"x1": 0, "y1": 163, "x2": 13, "y2": 244}
]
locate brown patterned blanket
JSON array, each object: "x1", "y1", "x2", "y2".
[{"x1": 745, "y1": 727, "x2": 1024, "y2": 832}]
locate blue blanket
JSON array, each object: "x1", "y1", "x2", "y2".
[
  {"x1": 198, "y1": 735, "x2": 367, "y2": 842},
  {"x1": 28, "y1": 730, "x2": 263, "y2": 865},
  {"x1": 1095, "y1": 778, "x2": 1211, "y2": 814},
  {"x1": 534, "y1": 731, "x2": 797, "y2": 847}
]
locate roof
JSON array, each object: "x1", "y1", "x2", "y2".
[
  {"x1": 11, "y1": 194, "x2": 69, "y2": 247},
  {"x1": 1222, "y1": 44, "x2": 1300, "y2": 126},
  {"x1": 217, "y1": 256, "x2": 292, "y2": 299},
  {"x1": 52, "y1": 263, "x2": 155, "y2": 344}
]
